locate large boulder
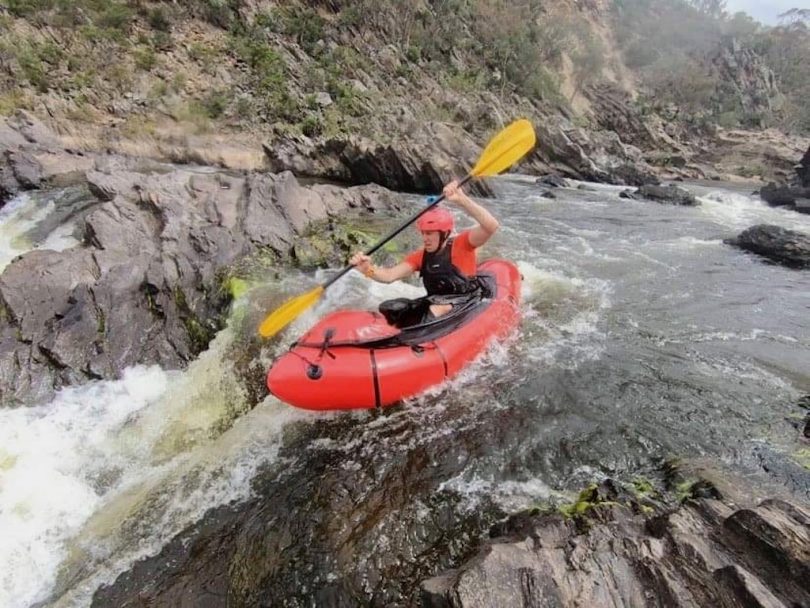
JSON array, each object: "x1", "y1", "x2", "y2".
[
  {"x1": 725, "y1": 224, "x2": 810, "y2": 269},
  {"x1": 760, "y1": 182, "x2": 810, "y2": 214},
  {"x1": 620, "y1": 184, "x2": 698, "y2": 206},
  {"x1": 0, "y1": 164, "x2": 401, "y2": 406}
]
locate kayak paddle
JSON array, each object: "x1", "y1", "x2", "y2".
[{"x1": 258, "y1": 118, "x2": 536, "y2": 339}]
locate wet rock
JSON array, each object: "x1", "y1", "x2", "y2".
[
  {"x1": 536, "y1": 174, "x2": 569, "y2": 188},
  {"x1": 89, "y1": 410, "x2": 513, "y2": 608},
  {"x1": 0, "y1": 163, "x2": 402, "y2": 406},
  {"x1": 622, "y1": 184, "x2": 698, "y2": 206},
  {"x1": 760, "y1": 182, "x2": 810, "y2": 208},
  {"x1": 422, "y1": 478, "x2": 810, "y2": 608},
  {"x1": 724, "y1": 224, "x2": 810, "y2": 269},
  {"x1": 539, "y1": 190, "x2": 557, "y2": 199}
]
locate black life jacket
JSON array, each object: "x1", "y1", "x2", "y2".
[{"x1": 419, "y1": 237, "x2": 479, "y2": 296}]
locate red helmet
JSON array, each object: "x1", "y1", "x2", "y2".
[{"x1": 416, "y1": 207, "x2": 454, "y2": 232}]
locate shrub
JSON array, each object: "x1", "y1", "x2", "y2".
[
  {"x1": 148, "y1": 6, "x2": 172, "y2": 32},
  {"x1": 300, "y1": 114, "x2": 323, "y2": 137},
  {"x1": 97, "y1": 3, "x2": 134, "y2": 31},
  {"x1": 201, "y1": 89, "x2": 230, "y2": 118},
  {"x1": 134, "y1": 46, "x2": 157, "y2": 71}
]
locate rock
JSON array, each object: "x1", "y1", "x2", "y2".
[
  {"x1": 624, "y1": 184, "x2": 698, "y2": 206},
  {"x1": 609, "y1": 163, "x2": 661, "y2": 186},
  {"x1": 533, "y1": 116, "x2": 660, "y2": 185},
  {"x1": 539, "y1": 190, "x2": 557, "y2": 199},
  {"x1": 709, "y1": 39, "x2": 783, "y2": 126},
  {"x1": 314, "y1": 92, "x2": 333, "y2": 107},
  {"x1": 422, "y1": 479, "x2": 810, "y2": 608},
  {"x1": 263, "y1": 122, "x2": 493, "y2": 197},
  {"x1": 588, "y1": 83, "x2": 658, "y2": 149},
  {"x1": 797, "y1": 146, "x2": 810, "y2": 187},
  {"x1": 536, "y1": 174, "x2": 569, "y2": 188},
  {"x1": 760, "y1": 182, "x2": 810, "y2": 208},
  {"x1": 724, "y1": 224, "x2": 810, "y2": 269},
  {"x1": 6, "y1": 151, "x2": 43, "y2": 189},
  {"x1": 0, "y1": 161, "x2": 403, "y2": 406},
  {"x1": 6, "y1": 110, "x2": 61, "y2": 149}
]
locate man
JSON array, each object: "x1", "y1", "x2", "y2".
[{"x1": 350, "y1": 179, "x2": 499, "y2": 327}]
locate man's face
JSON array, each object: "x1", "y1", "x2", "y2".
[{"x1": 421, "y1": 230, "x2": 441, "y2": 253}]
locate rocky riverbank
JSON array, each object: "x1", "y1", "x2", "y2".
[
  {"x1": 422, "y1": 461, "x2": 809, "y2": 608},
  {"x1": 0, "y1": 111, "x2": 405, "y2": 406}
]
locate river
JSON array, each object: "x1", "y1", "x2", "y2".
[{"x1": 1, "y1": 176, "x2": 808, "y2": 607}]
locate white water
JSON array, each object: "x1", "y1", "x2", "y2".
[
  {"x1": 0, "y1": 193, "x2": 80, "y2": 272},
  {"x1": 0, "y1": 366, "x2": 170, "y2": 608}
]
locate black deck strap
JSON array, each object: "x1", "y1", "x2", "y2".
[
  {"x1": 369, "y1": 349, "x2": 382, "y2": 409},
  {"x1": 431, "y1": 341, "x2": 449, "y2": 378},
  {"x1": 317, "y1": 327, "x2": 336, "y2": 361}
]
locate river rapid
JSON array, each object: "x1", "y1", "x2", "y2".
[{"x1": 1, "y1": 177, "x2": 808, "y2": 607}]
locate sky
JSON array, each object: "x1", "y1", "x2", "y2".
[{"x1": 725, "y1": 0, "x2": 810, "y2": 24}]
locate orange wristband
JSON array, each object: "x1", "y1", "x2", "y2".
[{"x1": 364, "y1": 265, "x2": 375, "y2": 278}]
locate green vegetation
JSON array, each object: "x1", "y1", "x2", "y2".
[
  {"x1": 613, "y1": 0, "x2": 810, "y2": 133},
  {"x1": 1, "y1": 0, "x2": 807, "y2": 143},
  {"x1": 557, "y1": 484, "x2": 620, "y2": 519}
]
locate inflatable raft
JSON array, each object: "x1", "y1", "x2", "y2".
[{"x1": 266, "y1": 259, "x2": 521, "y2": 410}]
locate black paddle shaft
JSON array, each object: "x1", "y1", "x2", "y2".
[{"x1": 322, "y1": 174, "x2": 473, "y2": 289}]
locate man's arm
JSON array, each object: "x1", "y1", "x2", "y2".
[
  {"x1": 350, "y1": 253, "x2": 415, "y2": 283},
  {"x1": 368, "y1": 261, "x2": 415, "y2": 283},
  {"x1": 443, "y1": 181, "x2": 499, "y2": 248}
]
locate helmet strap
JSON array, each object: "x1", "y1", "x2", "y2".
[{"x1": 438, "y1": 231, "x2": 451, "y2": 249}]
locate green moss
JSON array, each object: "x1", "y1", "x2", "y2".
[
  {"x1": 631, "y1": 477, "x2": 655, "y2": 497},
  {"x1": 224, "y1": 277, "x2": 251, "y2": 300},
  {"x1": 174, "y1": 286, "x2": 214, "y2": 353},
  {"x1": 675, "y1": 479, "x2": 719, "y2": 502},
  {"x1": 558, "y1": 484, "x2": 605, "y2": 519},
  {"x1": 96, "y1": 308, "x2": 105, "y2": 334}
]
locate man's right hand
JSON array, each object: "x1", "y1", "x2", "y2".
[{"x1": 350, "y1": 252, "x2": 372, "y2": 274}]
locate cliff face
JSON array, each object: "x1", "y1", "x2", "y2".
[{"x1": 710, "y1": 37, "x2": 784, "y2": 126}]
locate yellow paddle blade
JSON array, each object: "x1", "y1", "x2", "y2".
[
  {"x1": 258, "y1": 285, "x2": 324, "y2": 338},
  {"x1": 471, "y1": 119, "x2": 536, "y2": 177}
]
